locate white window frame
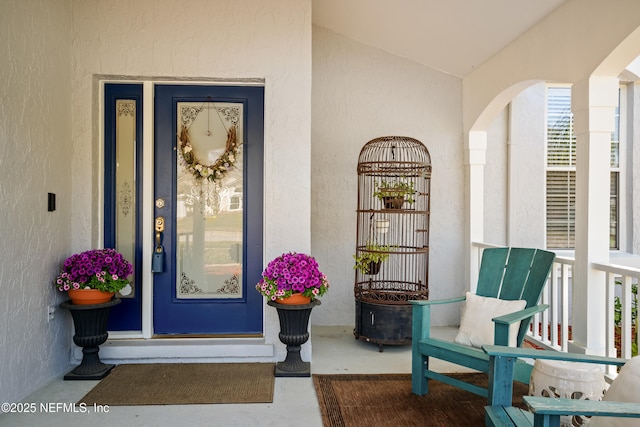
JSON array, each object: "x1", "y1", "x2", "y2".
[{"x1": 544, "y1": 84, "x2": 623, "y2": 250}]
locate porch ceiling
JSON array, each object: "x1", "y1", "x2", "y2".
[{"x1": 312, "y1": 0, "x2": 568, "y2": 78}]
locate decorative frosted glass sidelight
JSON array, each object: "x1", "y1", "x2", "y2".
[{"x1": 115, "y1": 99, "x2": 137, "y2": 298}]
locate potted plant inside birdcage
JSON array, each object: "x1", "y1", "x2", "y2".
[
  {"x1": 373, "y1": 179, "x2": 415, "y2": 209},
  {"x1": 353, "y1": 241, "x2": 396, "y2": 275}
]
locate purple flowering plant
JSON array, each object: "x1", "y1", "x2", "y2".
[
  {"x1": 54, "y1": 248, "x2": 134, "y2": 293},
  {"x1": 256, "y1": 252, "x2": 329, "y2": 301}
]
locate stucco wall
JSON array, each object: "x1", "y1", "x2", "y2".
[
  {"x1": 0, "y1": 0, "x2": 74, "y2": 404},
  {"x1": 509, "y1": 84, "x2": 547, "y2": 248},
  {"x1": 311, "y1": 26, "x2": 465, "y2": 327},
  {"x1": 484, "y1": 109, "x2": 508, "y2": 244},
  {"x1": 483, "y1": 83, "x2": 547, "y2": 248}
]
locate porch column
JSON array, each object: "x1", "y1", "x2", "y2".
[
  {"x1": 465, "y1": 130, "x2": 487, "y2": 293},
  {"x1": 630, "y1": 82, "x2": 640, "y2": 254},
  {"x1": 570, "y1": 76, "x2": 619, "y2": 355}
]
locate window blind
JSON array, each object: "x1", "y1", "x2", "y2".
[{"x1": 545, "y1": 86, "x2": 619, "y2": 249}]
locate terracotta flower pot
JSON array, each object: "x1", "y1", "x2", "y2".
[
  {"x1": 277, "y1": 293, "x2": 312, "y2": 305},
  {"x1": 68, "y1": 289, "x2": 115, "y2": 305}
]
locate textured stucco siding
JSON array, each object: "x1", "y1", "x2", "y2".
[
  {"x1": 0, "y1": 0, "x2": 74, "y2": 404},
  {"x1": 311, "y1": 27, "x2": 464, "y2": 326}
]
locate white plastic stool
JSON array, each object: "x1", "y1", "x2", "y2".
[{"x1": 530, "y1": 359, "x2": 607, "y2": 426}]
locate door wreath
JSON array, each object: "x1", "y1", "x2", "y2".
[{"x1": 178, "y1": 123, "x2": 239, "y2": 183}]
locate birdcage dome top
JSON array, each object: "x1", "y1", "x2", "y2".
[{"x1": 357, "y1": 136, "x2": 431, "y2": 177}]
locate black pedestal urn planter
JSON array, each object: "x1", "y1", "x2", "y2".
[
  {"x1": 60, "y1": 298, "x2": 121, "y2": 380},
  {"x1": 268, "y1": 299, "x2": 320, "y2": 377}
]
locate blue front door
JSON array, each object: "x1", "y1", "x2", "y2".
[{"x1": 153, "y1": 84, "x2": 264, "y2": 335}]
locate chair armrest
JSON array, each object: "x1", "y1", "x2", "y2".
[
  {"x1": 524, "y1": 396, "x2": 640, "y2": 418},
  {"x1": 491, "y1": 304, "x2": 549, "y2": 346},
  {"x1": 483, "y1": 345, "x2": 628, "y2": 367},
  {"x1": 492, "y1": 304, "x2": 549, "y2": 326},
  {"x1": 485, "y1": 345, "x2": 626, "y2": 408},
  {"x1": 411, "y1": 296, "x2": 466, "y2": 342},
  {"x1": 409, "y1": 296, "x2": 466, "y2": 306}
]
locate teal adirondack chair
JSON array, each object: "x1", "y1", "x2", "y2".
[
  {"x1": 484, "y1": 345, "x2": 640, "y2": 427},
  {"x1": 409, "y1": 247, "x2": 556, "y2": 398}
]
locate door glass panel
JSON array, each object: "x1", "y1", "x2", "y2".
[
  {"x1": 115, "y1": 99, "x2": 136, "y2": 298},
  {"x1": 176, "y1": 101, "x2": 243, "y2": 299}
]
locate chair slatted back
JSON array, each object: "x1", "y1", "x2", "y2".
[
  {"x1": 475, "y1": 247, "x2": 556, "y2": 346},
  {"x1": 476, "y1": 247, "x2": 510, "y2": 298}
]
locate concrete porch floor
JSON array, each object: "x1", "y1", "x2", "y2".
[{"x1": 0, "y1": 326, "x2": 467, "y2": 427}]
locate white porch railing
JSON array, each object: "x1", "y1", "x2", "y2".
[
  {"x1": 471, "y1": 243, "x2": 639, "y2": 364},
  {"x1": 528, "y1": 254, "x2": 573, "y2": 352},
  {"x1": 592, "y1": 262, "x2": 640, "y2": 360}
]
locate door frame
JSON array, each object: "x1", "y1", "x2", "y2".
[{"x1": 102, "y1": 80, "x2": 266, "y2": 340}]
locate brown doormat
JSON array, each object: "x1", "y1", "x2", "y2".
[
  {"x1": 79, "y1": 363, "x2": 275, "y2": 406},
  {"x1": 313, "y1": 373, "x2": 529, "y2": 427}
]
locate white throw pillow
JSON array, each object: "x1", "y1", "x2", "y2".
[
  {"x1": 453, "y1": 292, "x2": 527, "y2": 348},
  {"x1": 589, "y1": 356, "x2": 640, "y2": 427}
]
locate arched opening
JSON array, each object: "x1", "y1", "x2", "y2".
[{"x1": 463, "y1": 24, "x2": 640, "y2": 354}]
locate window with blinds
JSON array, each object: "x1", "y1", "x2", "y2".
[
  {"x1": 547, "y1": 88, "x2": 576, "y2": 169},
  {"x1": 545, "y1": 86, "x2": 619, "y2": 249}
]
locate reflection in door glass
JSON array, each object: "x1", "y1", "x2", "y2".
[{"x1": 175, "y1": 101, "x2": 243, "y2": 299}]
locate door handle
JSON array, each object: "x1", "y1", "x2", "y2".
[
  {"x1": 152, "y1": 217, "x2": 166, "y2": 273},
  {"x1": 155, "y1": 216, "x2": 165, "y2": 248}
]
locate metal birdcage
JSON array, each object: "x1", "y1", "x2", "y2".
[{"x1": 354, "y1": 136, "x2": 431, "y2": 350}]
